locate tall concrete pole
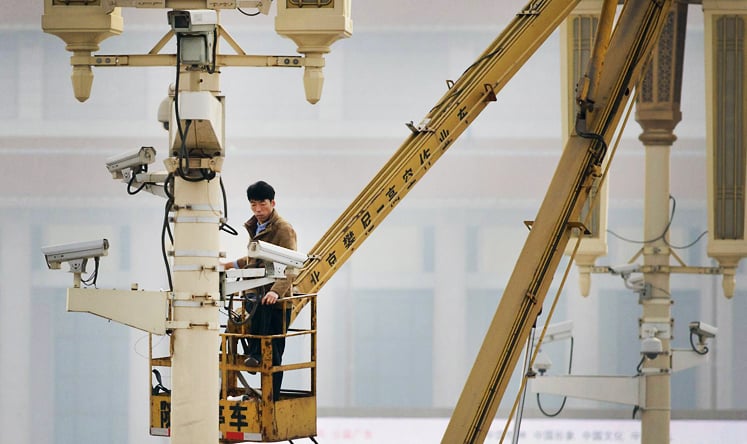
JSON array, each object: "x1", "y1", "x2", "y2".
[
  {"x1": 634, "y1": 2, "x2": 688, "y2": 442},
  {"x1": 169, "y1": 68, "x2": 224, "y2": 443},
  {"x1": 170, "y1": 176, "x2": 221, "y2": 443}
]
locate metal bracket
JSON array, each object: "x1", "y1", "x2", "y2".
[
  {"x1": 164, "y1": 157, "x2": 224, "y2": 173},
  {"x1": 172, "y1": 265, "x2": 220, "y2": 272},
  {"x1": 172, "y1": 204, "x2": 223, "y2": 212},
  {"x1": 406, "y1": 118, "x2": 434, "y2": 134},
  {"x1": 567, "y1": 221, "x2": 591, "y2": 235},
  {"x1": 170, "y1": 250, "x2": 222, "y2": 258},
  {"x1": 172, "y1": 300, "x2": 219, "y2": 308},
  {"x1": 165, "y1": 321, "x2": 221, "y2": 330},
  {"x1": 170, "y1": 216, "x2": 223, "y2": 224},
  {"x1": 67, "y1": 287, "x2": 168, "y2": 335},
  {"x1": 483, "y1": 83, "x2": 497, "y2": 102},
  {"x1": 171, "y1": 291, "x2": 218, "y2": 301}
]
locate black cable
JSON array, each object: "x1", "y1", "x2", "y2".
[
  {"x1": 219, "y1": 177, "x2": 239, "y2": 236},
  {"x1": 227, "y1": 289, "x2": 262, "y2": 327},
  {"x1": 462, "y1": 47, "x2": 503, "y2": 78},
  {"x1": 636, "y1": 355, "x2": 646, "y2": 374},
  {"x1": 80, "y1": 257, "x2": 101, "y2": 288},
  {"x1": 574, "y1": 114, "x2": 608, "y2": 166},
  {"x1": 164, "y1": 174, "x2": 174, "y2": 243},
  {"x1": 607, "y1": 195, "x2": 675, "y2": 244},
  {"x1": 237, "y1": 7, "x2": 261, "y2": 16},
  {"x1": 174, "y1": 35, "x2": 185, "y2": 155},
  {"x1": 176, "y1": 119, "x2": 196, "y2": 180},
  {"x1": 536, "y1": 337, "x2": 574, "y2": 417},
  {"x1": 607, "y1": 194, "x2": 708, "y2": 250},
  {"x1": 126, "y1": 164, "x2": 149, "y2": 195},
  {"x1": 126, "y1": 177, "x2": 147, "y2": 195},
  {"x1": 690, "y1": 331, "x2": 709, "y2": 355},
  {"x1": 162, "y1": 174, "x2": 175, "y2": 292},
  {"x1": 152, "y1": 369, "x2": 171, "y2": 395},
  {"x1": 665, "y1": 230, "x2": 709, "y2": 250},
  {"x1": 174, "y1": 113, "x2": 216, "y2": 183}
]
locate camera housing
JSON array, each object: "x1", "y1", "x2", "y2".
[
  {"x1": 42, "y1": 239, "x2": 109, "y2": 271},
  {"x1": 168, "y1": 10, "x2": 217, "y2": 67},
  {"x1": 106, "y1": 146, "x2": 156, "y2": 179},
  {"x1": 689, "y1": 321, "x2": 718, "y2": 339},
  {"x1": 640, "y1": 336, "x2": 663, "y2": 359},
  {"x1": 609, "y1": 263, "x2": 641, "y2": 276},
  {"x1": 247, "y1": 240, "x2": 308, "y2": 268},
  {"x1": 167, "y1": 10, "x2": 217, "y2": 34}
]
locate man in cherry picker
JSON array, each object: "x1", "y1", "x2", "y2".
[{"x1": 224, "y1": 180, "x2": 297, "y2": 400}]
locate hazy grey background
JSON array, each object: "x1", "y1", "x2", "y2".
[{"x1": 0, "y1": 1, "x2": 744, "y2": 443}]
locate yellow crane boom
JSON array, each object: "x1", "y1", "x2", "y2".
[
  {"x1": 291, "y1": 0, "x2": 675, "y2": 442},
  {"x1": 293, "y1": 0, "x2": 583, "y2": 295},
  {"x1": 443, "y1": 1, "x2": 674, "y2": 441}
]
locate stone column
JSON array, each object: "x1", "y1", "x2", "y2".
[
  {"x1": 634, "y1": 3, "x2": 688, "y2": 443},
  {"x1": 703, "y1": 0, "x2": 747, "y2": 410},
  {"x1": 561, "y1": 0, "x2": 609, "y2": 298}
]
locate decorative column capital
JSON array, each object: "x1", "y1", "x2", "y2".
[{"x1": 635, "y1": 2, "x2": 688, "y2": 146}]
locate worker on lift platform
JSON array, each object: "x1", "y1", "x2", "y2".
[{"x1": 224, "y1": 180, "x2": 298, "y2": 400}]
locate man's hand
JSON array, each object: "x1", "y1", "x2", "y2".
[{"x1": 262, "y1": 291, "x2": 279, "y2": 305}]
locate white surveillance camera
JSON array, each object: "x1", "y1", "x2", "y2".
[
  {"x1": 640, "y1": 336, "x2": 663, "y2": 359},
  {"x1": 247, "y1": 240, "x2": 308, "y2": 268},
  {"x1": 689, "y1": 321, "x2": 718, "y2": 339},
  {"x1": 625, "y1": 273, "x2": 647, "y2": 294},
  {"x1": 42, "y1": 239, "x2": 109, "y2": 271},
  {"x1": 168, "y1": 10, "x2": 218, "y2": 34},
  {"x1": 106, "y1": 147, "x2": 156, "y2": 179},
  {"x1": 168, "y1": 10, "x2": 217, "y2": 66},
  {"x1": 609, "y1": 263, "x2": 641, "y2": 276}
]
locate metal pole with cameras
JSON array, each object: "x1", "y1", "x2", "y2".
[
  {"x1": 634, "y1": 4, "x2": 689, "y2": 440},
  {"x1": 41, "y1": 1, "x2": 351, "y2": 443},
  {"x1": 159, "y1": 9, "x2": 226, "y2": 443}
]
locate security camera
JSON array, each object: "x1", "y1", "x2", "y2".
[
  {"x1": 167, "y1": 10, "x2": 218, "y2": 34},
  {"x1": 689, "y1": 321, "x2": 717, "y2": 339},
  {"x1": 106, "y1": 147, "x2": 156, "y2": 179},
  {"x1": 168, "y1": 10, "x2": 217, "y2": 66},
  {"x1": 640, "y1": 336, "x2": 663, "y2": 359},
  {"x1": 42, "y1": 239, "x2": 109, "y2": 272},
  {"x1": 625, "y1": 273, "x2": 648, "y2": 295},
  {"x1": 247, "y1": 240, "x2": 308, "y2": 268},
  {"x1": 609, "y1": 263, "x2": 641, "y2": 276}
]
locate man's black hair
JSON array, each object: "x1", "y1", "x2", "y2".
[{"x1": 246, "y1": 180, "x2": 275, "y2": 201}]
